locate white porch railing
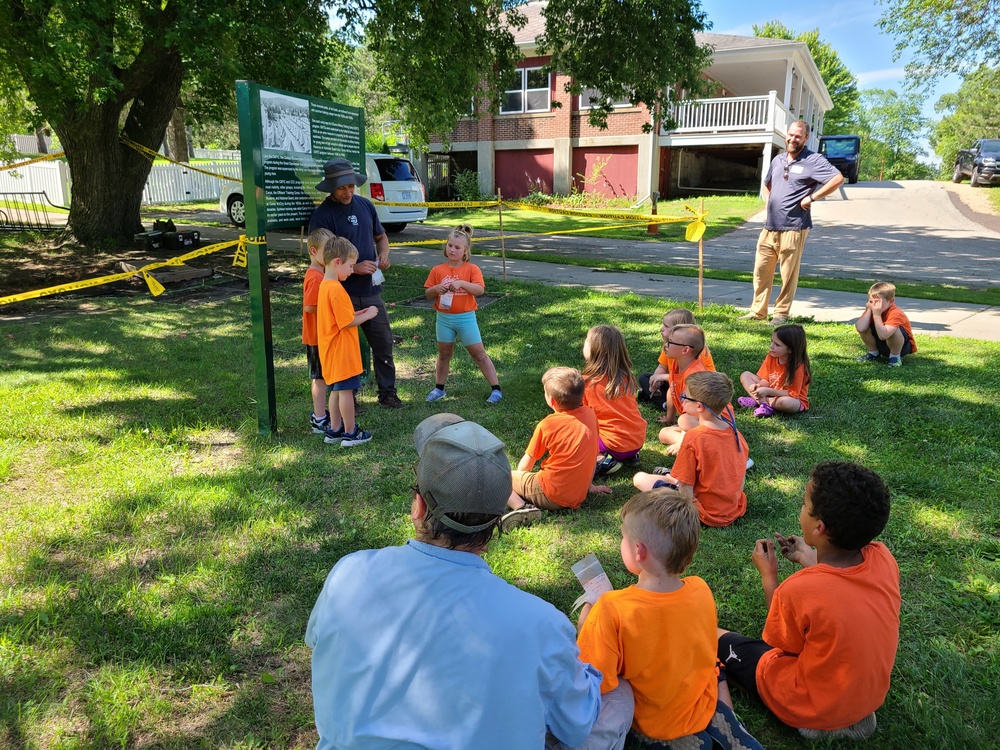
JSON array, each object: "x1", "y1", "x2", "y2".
[{"x1": 664, "y1": 92, "x2": 793, "y2": 138}]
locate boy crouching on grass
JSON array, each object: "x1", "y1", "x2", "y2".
[
  {"x1": 317, "y1": 237, "x2": 379, "y2": 447},
  {"x1": 502, "y1": 367, "x2": 611, "y2": 530},
  {"x1": 576, "y1": 488, "x2": 763, "y2": 749},
  {"x1": 718, "y1": 461, "x2": 901, "y2": 741},
  {"x1": 855, "y1": 281, "x2": 917, "y2": 368}
]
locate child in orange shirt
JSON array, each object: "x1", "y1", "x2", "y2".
[
  {"x1": 718, "y1": 462, "x2": 901, "y2": 741},
  {"x1": 581, "y1": 325, "x2": 648, "y2": 477},
  {"x1": 638, "y1": 308, "x2": 716, "y2": 416},
  {"x1": 650, "y1": 324, "x2": 708, "y2": 454},
  {"x1": 577, "y1": 488, "x2": 763, "y2": 749},
  {"x1": 304, "y1": 228, "x2": 333, "y2": 434},
  {"x1": 855, "y1": 281, "x2": 917, "y2": 368},
  {"x1": 423, "y1": 225, "x2": 502, "y2": 403},
  {"x1": 634, "y1": 372, "x2": 749, "y2": 527},
  {"x1": 317, "y1": 237, "x2": 379, "y2": 447},
  {"x1": 738, "y1": 324, "x2": 810, "y2": 418},
  {"x1": 502, "y1": 367, "x2": 611, "y2": 530}
]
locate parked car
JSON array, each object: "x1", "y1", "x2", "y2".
[
  {"x1": 819, "y1": 135, "x2": 861, "y2": 184},
  {"x1": 952, "y1": 139, "x2": 1000, "y2": 187},
  {"x1": 219, "y1": 152, "x2": 427, "y2": 231}
]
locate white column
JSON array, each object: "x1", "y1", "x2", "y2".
[{"x1": 783, "y1": 61, "x2": 794, "y2": 107}]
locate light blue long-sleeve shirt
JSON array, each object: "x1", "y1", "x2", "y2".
[{"x1": 306, "y1": 539, "x2": 602, "y2": 749}]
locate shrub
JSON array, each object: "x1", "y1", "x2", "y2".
[{"x1": 454, "y1": 170, "x2": 483, "y2": 202}]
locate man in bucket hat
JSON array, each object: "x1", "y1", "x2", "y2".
[
  {"x1": 309, "y1": 157, "x2": 403, "y2": 409},
  {"x1": 306, "y1": 414, "x2": 634, "y2": 750}
]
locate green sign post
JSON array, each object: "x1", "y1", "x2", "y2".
[{"x1": 235, "y1": 81, "x2": 365, "y2": 436}]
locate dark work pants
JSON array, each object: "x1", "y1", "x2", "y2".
[{"x1": 350, "y1": 291, "x2": 397, "y2": 399}]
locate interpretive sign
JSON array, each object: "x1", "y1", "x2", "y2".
[{"x1": 235, "y1": 81, "x2": 365, "y2": 436}]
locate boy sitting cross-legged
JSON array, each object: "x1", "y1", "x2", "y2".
[
  {"x1": 718, "y1": 461, "x2": 901, "y2": 741},
  {"x1": 633, "y1": 372, "x2": 749, "y2": 528},
  {"x1": 650, "y1": 324, "x2": 709, "y2": 455},
  {"x1": 576, "y1": 488, "x2": 763, "y2": 750}
]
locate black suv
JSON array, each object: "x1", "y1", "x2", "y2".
[
  {"x1": 818, "y1": 135, "x2": 861, "y2": 184},
  {"x1": 952, "y1": 139, "x2": 1000, "y2": 187}
]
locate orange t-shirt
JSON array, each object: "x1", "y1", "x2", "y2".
[
  {"x1": 317, "y1": 278, "x2": 362, "y2": 384},
  {"x1": 423, "y1": 261, "x2": 484, "y2": 314},
  {"x1": 577, "y1": 579, "x2": 718, "y2": 740},
  {"x1": 861, "y1": 303, "x2": 917, "y2": 354},
  {"x1": 669, "y1": 423, "x2": 748, "y2": 527},
  {"x1": 302, "y1": 267, "x2": 324, "y2": 346},
  {"x1": 583, "y1": 375, "x2": 647, "y2": 454},
  {"x1": 658, "y1": 344, "x2": 715, "y2": 372},
  {"x1": 756, "y1": 354, "x2": 810, "y2": 410},
  {"x1": 527, "y1": 405, "x2": 599, "y2": 508},
  {"x1": 757, "y1": 542, "x2": 901, "y2": 730},
  {"x1": 668, "y1": 358, "x2": 709, "y2": 414}
]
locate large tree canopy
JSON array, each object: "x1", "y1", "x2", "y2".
[
  {"x1": 878, "y1": 0, "x2": 1000, "y2": 87},
  {"x1": 753, "y1": 21, "x2": 859, "y2": 135},
  {"x1": 2, "y1": 0, "x2": 714, "y2": 246},
  {"x1": 855, "y1": 88, "x2": 935, "y2": 181},
  {"x1": 931, "y1": 65, "x2": 1000, "y2": 175}
]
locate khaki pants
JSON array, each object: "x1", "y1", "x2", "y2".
[{"x1": 749, "y1": 228, "x2": 810, "y2": 319}]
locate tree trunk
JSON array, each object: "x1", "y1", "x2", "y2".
[
  {"x1": 56, "y1": 50, "x2": 185, "y2": 248},
  {"x1": 166, "y1": 103, "x2": 190, "y2": 163}
]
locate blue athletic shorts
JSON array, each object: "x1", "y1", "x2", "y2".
[
  {"x1": 326, "y1": 375, "x2": 361, "y2": 393},
  {"x1": 436, "y1": 311, "x2": 482, "y2": 346}
]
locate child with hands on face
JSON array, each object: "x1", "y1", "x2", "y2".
[
  {"x1": 738, "y1": 323, "x2": 811, "y2": 418},
  {"x1": 423, "y1": 225, "x2": 502, "y2": 404},
  {"x1": 855, "y1": 281, "x2": 917, "y2": 368}
]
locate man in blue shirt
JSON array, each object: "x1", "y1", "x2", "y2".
[
  {"x1": 306, "y1": 413, "x2": 634, "y2": 750},
  {"x1": 743, "y1": 120, "x2": 844, "y2": 326},
  {"x1": 309, "y1": 158, "x2": 403, "y2": 408}
]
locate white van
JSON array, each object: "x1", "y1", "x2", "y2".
[{"x1": 219, "y1": 152, "x2": 427, "y2": 232}]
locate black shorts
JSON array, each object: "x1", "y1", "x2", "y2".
[
  {"x1": 718, "y1": 631, "x2": 774, "y2": 702},
  {"x1": 305, "y1": 345, "x2": 324, "y2": 381},
  {"x1": 868, "y1": 321, "x2": 914, "y2": 358}
]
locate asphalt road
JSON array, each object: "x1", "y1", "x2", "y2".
[{"x1": 196, "y1": 180, "x2": 1000, "y2": 289}]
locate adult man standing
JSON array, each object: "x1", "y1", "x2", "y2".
[
  {"x1": 309, "y1": 158, "x2": 403, "y2": 408},
  {"x1": 743, "y1": 120, "x2": 844, "y2": 326},
  {"x1": 306, "y1": 413, "x2": 634, "y2": 750}
]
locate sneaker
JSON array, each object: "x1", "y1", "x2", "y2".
[
  {"x1": 753, "y1": 402, "x2": 775, "y2": 418},
  {"x1": 770, "y1": 316, "x2": 788, "y2": 326},
  {"x1": 739, "y1": 312, "x2": 765, "y2": 321},
  {"x1": 378, "y1": 393, "x2": 405, "y2": 409},
  {"x1": 737, "y1": 396, "x2": 759, "y2": 409},
  {"x1": 310, "y1": 411, "x2": 330, "y2": 434},
  {"x1": 651, "y1": 466, "x2": 673, "y2": 476},
  {"x1": 887, "y1": 356, "x2": 903, "y2": 368},
  {"x1": 341, "y1": 426, "x2": 373, "y2": 447},
  {"x1": 486, "y1": 390, "x2": 503, "y2": 404},
  {"x1": 857, "y1": 352, "x2": 881, "y2": 362},
  {"x1": 594, "y1": 454, "x2": 623, "y2": 478},
  {"x1": 799, "y1": 712, "x2": 877, "y2": 741},
  {"x1": 426, "y1": 387, "x2": 446, "y2": 402},
  {"x1": 500, "y1": 503, "x2": 541, "y2": 531},
  {"x1": 746, "y1": 457, "x2": 755, "y2": 470},
  {"x1": 323, "y1": 423, "x2": 345, "y2": 444},
  {"x1": 622, "y1": 454, "x2": 641, "y2": 468}
]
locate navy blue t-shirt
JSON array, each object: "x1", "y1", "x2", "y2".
[
  {"x1": 764, "y1": 148, "x2": 840, "y2": 231},
  {"x1": 308, "y1": 195, "x2": 385, "y2": 297}
]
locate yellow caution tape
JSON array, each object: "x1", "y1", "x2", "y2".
[
  {"x1": 120, "y1": 135, "x2": 236, "y2": 181},
  {"x1": 0, "y1": 151, "x2": 66, "y2": 172},
  {"x1": 232, "y1": 235, "x2": 265, "y2": 268},
  {"x1": 372, "y1": 200, "x2": 499, "y2": 209},
  {"x1": 389, "y1": 221, "x2": 657, "y2": 248},
  {"x1": 0, "y1": 238, "x2": 247, "y2": 306}
]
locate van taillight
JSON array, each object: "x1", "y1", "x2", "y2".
[{"x1": 370, "y1": 183, "x2": 385, "y2": 201}]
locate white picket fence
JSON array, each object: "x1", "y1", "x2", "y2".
[
  {"x1": 6, "y1": 134, "x2": 56, "y2": 154},
  {"x1": 0, "y1": 160, "x2": 242, "y2": 207}
]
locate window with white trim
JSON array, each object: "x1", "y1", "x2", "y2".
[
  {"x1": 501, "y1": 68, "x2": 551, "y2": 113},
  {"x1": 578, "y1": 87, "x2": 632, "y2": 109}
]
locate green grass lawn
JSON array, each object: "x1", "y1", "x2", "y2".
[
  {"x1": 422, "y1": 194, "x2": 763, "y2": 243},
  {"x1": 1, "y1": 266, "x2": 999, "y2": 748}
]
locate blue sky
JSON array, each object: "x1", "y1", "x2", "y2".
[{"x1": 700, "y1": 0, "x2": 958, "y2": 161}]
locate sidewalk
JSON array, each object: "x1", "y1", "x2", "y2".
[{"x1": 388, "y1": 246, "x2": 1000, "y2": 343}]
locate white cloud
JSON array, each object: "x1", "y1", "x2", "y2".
[{"x1": 856, "y1": 67, "x2": 906, "y2": 86}]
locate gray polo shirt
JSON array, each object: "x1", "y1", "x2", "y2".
[{"x1": 764, "y1": 148, "x2": 840, "y2": 230}]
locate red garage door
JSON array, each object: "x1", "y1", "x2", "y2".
[
  {"x1": 496, "y1": 149, "x2": 553, "y2": 198},
  {"x1": 572, "y1": 146, "x2": 638, "y2": 198}
]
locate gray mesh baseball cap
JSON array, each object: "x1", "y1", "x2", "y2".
[{"x1": 414, "y1": 414, "x2": 513, "y2": 533}]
